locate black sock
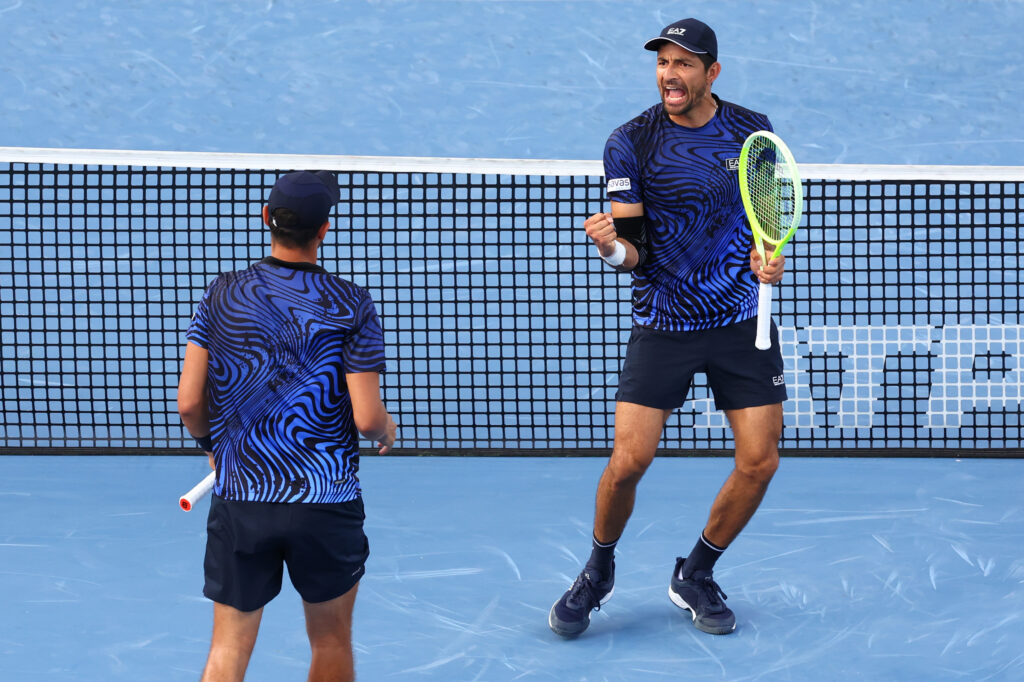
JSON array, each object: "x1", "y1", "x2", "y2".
[
  {"x1": 682, "y1": 531, "x2": 726, "y2": 579},
  {"x1": 585, "y1": 534, "x2": 618, "y2": 580}
]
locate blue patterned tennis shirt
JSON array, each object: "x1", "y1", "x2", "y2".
[
  {"x1": 186, "y1": 257, "x2": 386, "y2": 503},
  {"x1": 603, "y1": 95, "x2": 773, "y2": 331}
]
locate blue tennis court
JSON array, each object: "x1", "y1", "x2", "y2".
[
  {"x1": 2, "y1": 454, "x2": 1021, "y2": 680},
  {"x1": 2, "y1": 1, "x2": 1023, "y2": 680}
]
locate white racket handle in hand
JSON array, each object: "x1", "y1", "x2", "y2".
[
  {"x1": 179, "y1": 471, "x2": 215, "y2": 511},
  {"x1": 755, "y1": 281, "x2": 773, "y2": 350}
]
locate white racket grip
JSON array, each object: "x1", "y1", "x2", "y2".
[
  {"x1": 179, "y1": 471, "x2": 216, "y2": 512},
  {"x1": 755, "y1": 282, "x2": 773, "y2": 350}
]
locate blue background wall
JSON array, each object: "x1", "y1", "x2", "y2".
[{"x1": 2, "y1": 0, "x2": 1022, "y2": 165}]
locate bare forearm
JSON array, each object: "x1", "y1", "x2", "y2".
[
  {"x1": 357, "y1": 407, "x2": 391, "y2": 441},
  {"x1": 346, "y1": 371, "x2": 397, "y2": 453},
  {"x1": 359, "y1": 408, "x2": 397, "y2": 456},
  {"x1": 179, "y1": 406, "x2": 211, "y2": 438}
]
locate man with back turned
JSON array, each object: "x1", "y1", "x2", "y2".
[{"x1": 178, "y1": 170, "x2": 396, "y2": 680}]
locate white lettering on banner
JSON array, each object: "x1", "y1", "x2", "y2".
[
  {"x1": 795, "y1": 325, "x2": 934, "y2": 430},
  {"x1": 925, "y1": 325, "x2": 1022, "y2": 428},
  {"x1": 685, "y1": 324, "x2": 1023, "y2": 432}
]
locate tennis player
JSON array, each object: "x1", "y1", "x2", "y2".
[
  {"x1": 178, "y1": 170, "x2": 396, "y2": 681},
  {"x1": 549, "y1": 18, "x2": 787, "y2": 637}
]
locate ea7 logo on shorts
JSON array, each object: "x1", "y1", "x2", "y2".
[
  {"x1": 772, "y1": 375, "x2": 785, "y2": 386},
  {"x1": 607, "y1": 177, "x2": 632, "y2": 192},
  {"x1": 725, "y1": 157, "x2": 740, "y2": 171}
]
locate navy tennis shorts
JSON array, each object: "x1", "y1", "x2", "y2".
[
  {"x1": 616, "y1": 317, "x2": 788, "y2": 411},
  {"x1": 203, "y1": 495, "x2": 369, "y2": 612}
]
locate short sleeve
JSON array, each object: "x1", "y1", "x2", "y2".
[
  {"x1": 343, "y1": 290, "x2": 387, "y2": 374},
  {"x1": 603, "y1": 128, "x2": 643, "y2": 204}
]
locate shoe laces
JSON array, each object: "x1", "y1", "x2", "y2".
[
  {"x1": 569, "y1": 572, "x2": 603, "y2": 610},
  {"x1": 698, "y1": 575, "x2": 728, "y2": 606}
]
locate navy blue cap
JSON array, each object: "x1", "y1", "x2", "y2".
[
  {"x1": 267, "y1": 170, "x2": 340, "y2": 232},
  {"x1": 644, "y1": 18, "x2": 717, "y2": 61}
]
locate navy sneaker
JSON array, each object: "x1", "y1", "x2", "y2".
[
  {"x1": 668, "y1": 557, "x2": 735, "y2": 635},
  {"x1": 548, "y1": 563, "x2": 615, "y2": 638}
]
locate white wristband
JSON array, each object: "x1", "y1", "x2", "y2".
[{"x1": 599, "y1": 240, "x2": 626, "y2": 266}]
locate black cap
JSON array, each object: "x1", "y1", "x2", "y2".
[
  {"x1": 267, "y1": 170, "x2": 340, "y2": 231},
  {"x1": 644, "y1": 18, "x2": 717, "y2": 61}
]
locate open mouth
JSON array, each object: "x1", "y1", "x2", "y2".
[{"x1": 664, "y1": 87, "x2": 687, "y2": 105}]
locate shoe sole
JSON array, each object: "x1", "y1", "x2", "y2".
[
  {"x1": 668, "y1": 586, "x2": 736, "y2": 635},
  {"x1": 548, "y1": 587, "x2": 614, "y2": 638}
]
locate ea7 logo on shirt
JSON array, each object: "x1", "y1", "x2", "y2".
[
  {"x1": 772, "y1": 375, "x2": 785, "y2": 386},
  {"x1": 725, "y1": 157, "x2": 740, "y2": 171},
  {"x1": 607, "y1": 177, "x2": 632, "y2": 192}
]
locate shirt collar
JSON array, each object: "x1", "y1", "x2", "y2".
[{"x1": 259, "y1": 256, "x2": 328, "y2": 274}]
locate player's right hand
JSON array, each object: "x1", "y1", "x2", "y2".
[
  {"x1": 750, "y1": 247, "x2": 786, "y2": 284},
  {"x1": 584, "y1": 212, "x2": 618, "y2": 257}
]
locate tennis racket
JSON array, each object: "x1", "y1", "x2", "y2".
[{"x1": 738, "y1": 130, "x2": 803, "y2": 350}]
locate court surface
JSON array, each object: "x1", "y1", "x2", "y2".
[{"x1": 1, "y1": 455, "x2": 1021, "y2": 680}]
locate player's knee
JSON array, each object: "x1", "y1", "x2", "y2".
[
  {"x1": 309, "y1": 637, "x2": 352, "y2": 655},
  {"x1": 605, "y1": 454, "x2": 650, "y2": 487},
  {"x1": 306, "y1": 614, "x2": 352, "y2": 647},
  {"x1": 736, "y1": 448, "x2": 779, "y2": 484}
]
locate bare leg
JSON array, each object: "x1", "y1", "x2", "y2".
[
  {"x1": 304, "y1": 582, "x2": 359, "y2": 682},
  {"x1": 201, "y1": 603, "x2": 264, "y2": 682},
  {"x1": 549, "y1": 402, "x2": 674, "y2": 637},
  {"x1": 702, "y1": 403, "x2": 782, "y2": 547},
  {"x1": 593, "y1": 401, "x2": 674, "y2": 543}
]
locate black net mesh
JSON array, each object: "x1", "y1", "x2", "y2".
[{"x1": 1, "y1": 160, "x2": 1020, "y2": 454}]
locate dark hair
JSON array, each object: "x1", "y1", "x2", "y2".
[{"x1": 268, "y1": 207, "x2": 321, "y2": 247}]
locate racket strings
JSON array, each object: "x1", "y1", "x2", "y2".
[{"x1": 744, "y1": 140, "x2": 796, "y2": 243}]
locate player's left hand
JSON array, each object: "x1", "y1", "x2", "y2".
[
  {"x1": 750, "y1": 248, "x2": 785, "y2": 284},
  {"x1": 207, "y1": 452, "x2": 215, "y2": 470}
]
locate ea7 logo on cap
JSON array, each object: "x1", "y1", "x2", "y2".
[
  {"x1": 607, "y1": 177, "x2": 632, "y2": 192},
  {"x1": 666, "y1": 27, "x2": 687, "y2": 36}
]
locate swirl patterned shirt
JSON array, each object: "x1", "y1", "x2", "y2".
[
  {"x1": 186, "y1": 257, "x2": 386, "y2": 503},
  {"x1": 603, "y1": 96, "x2": 772, "y2": 331}
]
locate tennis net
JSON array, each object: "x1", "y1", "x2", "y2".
[{"x1": 1, "y1": 147, "x2": 1021, "y2": 456}]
